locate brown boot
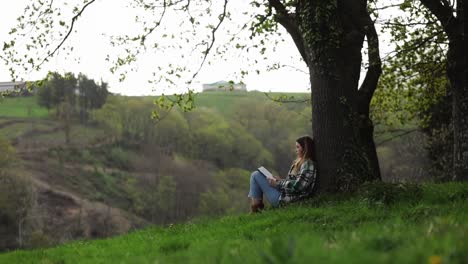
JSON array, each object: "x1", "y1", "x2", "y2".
[{"x1": 250, "y1": 199, "x2": 265, "y2": 213}]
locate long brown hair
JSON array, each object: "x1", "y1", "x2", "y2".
[{"x1": 292, "y1": 135, "x2": 315, "y2": 173}]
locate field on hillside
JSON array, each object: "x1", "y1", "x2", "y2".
[
  {"x1": 193, "y1": 91, "x2": 309, "y2": 114},
  {"x1": 138, "y1": 90, "x2": 310, "y2": 115},
  {"x1": 1, "y1": 91, "x2": 310, "y2": 118},
  {"x1": 0, "y1": 96, "x2": 49, "y2": 118},
  {"x1": 0, "y1": 91, "x2": 309, "y2": 149},
  {"x1": 0, "y1": 91, "x2": 310, "y2": 150},
  {"x1": 1, "y1": 182, "x2": 467, "y2": 264}
]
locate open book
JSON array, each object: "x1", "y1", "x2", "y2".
[{"x1": 257, "y1": 166, "x2": 275, "y2": 180}]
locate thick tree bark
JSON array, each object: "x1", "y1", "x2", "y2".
[
  {"x1": 452, "y1": 0, "x2": 468, "y2": 181},
  {"x1": 449, "y1": 38, "x2": 468, "y2": 181},
  {"x1": 309, "y1": 0, "x2": 383, "y2": 192},
  {"x1": 269, "y1": 0, "x2": 382, "y2": 192},
  {"x1": 357, "y1": 5, "x2": 383, "y2": 182},
  {"x1": 310, "y1": 71, "x2": 354, "y2": 192},
  {"x1": 420, "y1": 0, "x2": 468, "y2": 181}
]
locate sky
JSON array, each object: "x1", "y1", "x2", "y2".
[
  {"x1": 0, "y1": 0, "x2": 398, "y2": 96},
  {"x1": 0, "y1": 0, "x2": 312, "y2": 96}
]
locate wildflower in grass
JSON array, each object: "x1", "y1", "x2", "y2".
[{"x1": 429, "y1": 255, "x2": 442, "y2": 264}]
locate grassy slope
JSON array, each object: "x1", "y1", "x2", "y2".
[
  {"x1": 0, "y1": 97, "x2": 48, "y2": 118},
  {"x1": 0, "y1": 91, "x2": 309, "y2": 119},
  {"x1": 1, "y1": 182, "x2": 466, "y2": 264}
]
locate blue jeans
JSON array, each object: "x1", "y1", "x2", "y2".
[{"x1": 248, "y1": 171, "x2": 281, "y2": 207}]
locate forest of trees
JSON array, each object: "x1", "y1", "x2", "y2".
[
  {"x1": 91, "y1": 95, "x2": 311, "y2": 218},
  {"x1": 37, "y1": 72, "x2": 109, "y2": 122}
]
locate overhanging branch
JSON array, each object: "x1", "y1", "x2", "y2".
[
  {"x1": 268, "y1": 0, "x2": 308, "y2": 64},
  {"x1": 37, "y1": 0, "x2": 97, "y2": 69},
  {"x1": 190, "y1": 0, "x2": 229, "y2": 82},
  {"x1": 140, "y1": 0, "x2": 167, "y2": 45}
]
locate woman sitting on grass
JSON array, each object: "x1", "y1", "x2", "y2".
[{"x1": 248, "y1": 135, "x2": 318, "y2": 213}]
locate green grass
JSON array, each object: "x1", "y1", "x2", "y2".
[
  {"x1": 65, "y1": 166, "x2": 133, "y2": 208},
  {"x1": 1, "y1": 182, "x2": 467, "y2": 263},
  {"x1": 0, "y1": 92, "x2": 308, "y2": 119},
  {"x1": 0, "y1": 96, "x2": 49, "y2": 118},
  {"x1": 0, "y1": 91, "x2": 309, "y2": 119}
]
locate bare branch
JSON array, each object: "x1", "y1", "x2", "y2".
[
  {"x1": 140, "y1": 0, "x2": 167, "y2": 45},
  {"x1": 279, "y1": 64, "x2": 308, "y2": 74},
  {"x1": 375, "y1": 128, "x2": 420, "y2": 146},
  {"x1": 381, "y1": 20, "x2": 439, "y2": 27},
  {"x1": 190, "y1": 0, "x2": 229, "y2": 82},
  {"x1": 381, "y1": 29, "x2": 446, "y2": 62},
  {"x1": 370, "y1": 2, "x2": 405, "y2": 11}
]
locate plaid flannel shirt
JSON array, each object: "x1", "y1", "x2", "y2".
[{"x1": 277, "y1": 159, "x2": 317, "y2": 204}]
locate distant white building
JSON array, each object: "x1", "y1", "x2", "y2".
[
  {"x1": 0, "y1": 81, "x2": 26, "y2": 94},
  {"x1": 202, "y1": 81, "x2": 247, "y2": 92}
]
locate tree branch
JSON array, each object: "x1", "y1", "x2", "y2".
[
  {"x1": 252, "y1": 5, "x2": 272, "y2": 30},
  {"x1": 358, "y1": 8, "x2": 382, "y2": 115},
  {"x1": 37, "y1": 0, "x2": 97, "y2": 69},
  {"x1": 381, "y1": 27, "x2": 446, "y2": 61},
  {"x1": 369, "y1": 2, "x2": 405, "y2": 11},
  {"x1": 190, "y1": 0, "x2": 229, "y2": 82},
  {"x1": 375, "y1": 128, "x2": 420, "y2": 146},
  {"x1": 381, "y1": 20, "x2": 439, "y2": 27},
  {"x1": 268, "y1": 0, "x2": 308, "y2": 64},
  {"x1": 140, "y1": 0, "x2": 167, "y2": 45},
  {"x1": 419, "y1": 0, "x2": 458, "y2": 39}
]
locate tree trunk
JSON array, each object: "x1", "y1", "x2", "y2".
[
  {"x1": 445, "y1": 1, "x2": 468, "y2": 181},
  {"x1": 419, "y1": 0, "x2": 468, "y2": 181},
  {"x1": 311, "y1": 58, "x2": 380, "y2": 191},
  {"x1": 450, "y1": 27, "x2": 468, "y2": 181},
  {"x1": 310, "y1": 71, "x2": 357, "y2": 192},
  {"x1": 306, "y1": 0, "x2": 380, "y2": 192},
  {"x1": 358, "y1": 116, "x2": 382, "y2": 181},
  {"x1": 311, "y1": 72, "x2": 353, "y2": 192},
  {"x1": 270, "y1": 0, "x2": 381, "y2": 192}
]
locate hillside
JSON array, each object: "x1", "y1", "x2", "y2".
[
  {"x1": 136, "y1": 90, "x2": 310, "y2": 115},
  {"x1": 0, "y1": 96, "x2": 48, "y2": 118},
  {"x1": 0, "y1": 182, "x2": 467, "y2": 263},
  {"x1": 0, "y1": 91, "x2": 311, "y2": 250},
  {"x1": 1, "y1": 91, "x2": 440, "y2": 255}
]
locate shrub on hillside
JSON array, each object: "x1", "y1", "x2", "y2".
[
  {"x1": 107, "y1": 147, "x2": 132, "y2": 170},
  {"x1": 199, "y1": 168, "x2": 250, "y2": 216},
  {"x1": 0, "y1": 136, "x2": 16, "y2": 168},
  {"x1": 0, "y1": 170, "x2": 35, "y2": 250}
]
